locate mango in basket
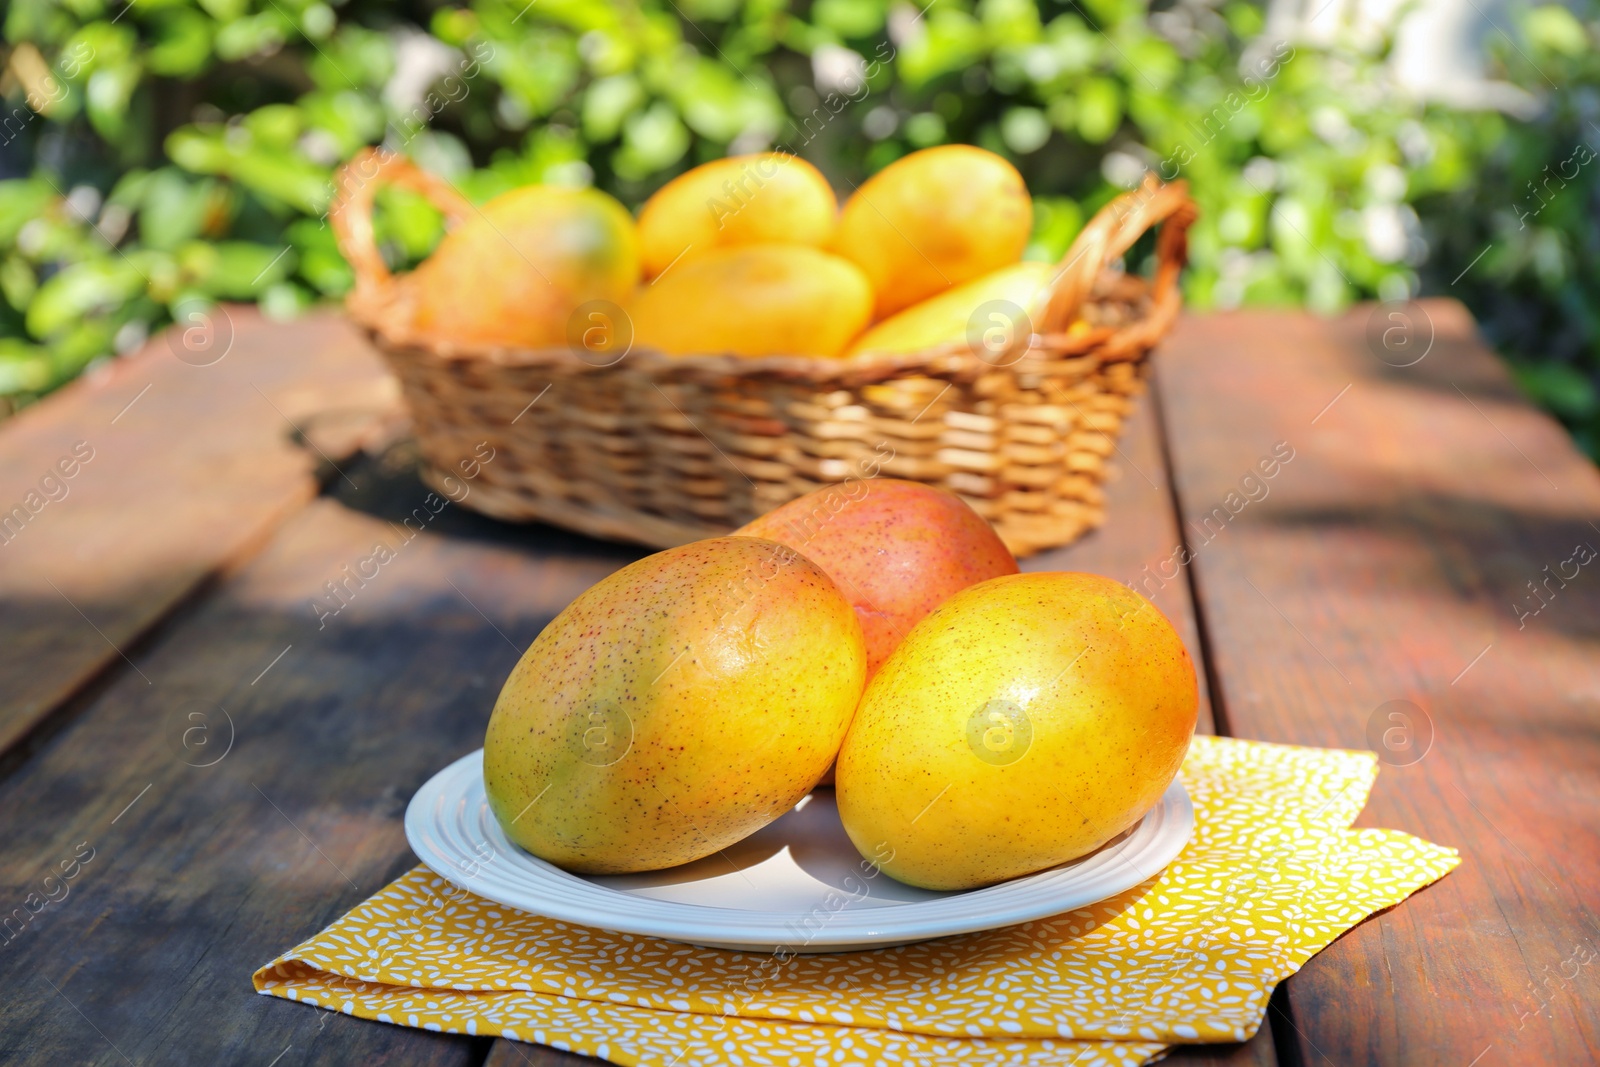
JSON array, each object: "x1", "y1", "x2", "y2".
[
  {"x1": 846, "y1": 260, "x2": 1056, "y2": 357},
  {"x1": 833, "y1": 145, "x2": 1032, "y2": 318},
  {"x1": 736, "y1": 479, "x2": 1018, "y2": 679},
  {"x1": 482, "y1": 537, "x2": 866, "y2": 874},
  {"x1": 637, "y1": 153, "x2": 838, "y2": 279},
  {"x1": 836, "y1": 572, "x2": 1198, "y2": 891},
  {"x1": 628, "y1": 244, "x2": 873, "y2": 358},
  {"x1": 409, "y1": 185, "x2": 639, "y2": 349}
]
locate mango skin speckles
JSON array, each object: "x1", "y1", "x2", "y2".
[
  {"x1": 835, "y1": 572, "x2": 1198, "y2": 891},
  {"x1": 483, "y1": 537, "x2": 866, "y2": 875},
  {"x1": 736, "y1": 479, "x2": 1018, "y2": 680}
]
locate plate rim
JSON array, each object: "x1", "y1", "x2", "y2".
[{"x1": 404, "y1": 748, "x2": 1195, "y2": 949}]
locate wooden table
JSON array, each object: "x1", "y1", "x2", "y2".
[{"x1": 1, "y1": 300, "x2": 1596, "y2": 1066}]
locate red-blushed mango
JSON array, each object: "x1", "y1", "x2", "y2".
[
  {"x1": 482, "y1": 537, "x2": 866, "y2": 874},
  {"x1": 628, "y1": 244, "x2": 873, "y2": 358},
  {"x1": 847, "y1": 260, "x2": 1055, "y2": 357},
  {"x1": 832, "y1": 145, "x2": 1032, "y2": 318},
  {"x1": 409, "y1": 184, "x2": 639, "y2": 348},
  {"x1": 636, "y1": 153, "x2": 838, "y2": 278},
  {"x1": 836, "y1": 572, "x2": 1199, "y2": 890},
  {"x1": 735, "y1": 479, "x2": 1019, "y2": 678}
]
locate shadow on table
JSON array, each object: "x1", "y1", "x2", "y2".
[
  {"x1": 326, "y1": 438, "x2": 651, "y2": 566},
  {"x1": 1256, "y1": 489, "x2": 1600, "y2": 647}
]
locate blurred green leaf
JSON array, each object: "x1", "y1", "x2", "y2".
[
  {"x1": 213, "y1": 11, "x2": 290, "y2": 62},
  {"x1": 981, "y1": 0, "x2": 1044, "y2": 44},
  {"x1": 139, "y1": 170, "x2": 225, "y2": 250},
  {"x1": 66, "y1": 19, "x2": 137, "y2": 70},
  {"x1": 287, "y1": 217, "x2": 353, "y2": 296},
  {"x1": 245, "y1": 104, "x2": 304, "y2": 148},
  {"x1": 166, "y1": 124, "x2": 331, "y2": 214},
  {"x1": 50, "y1": 319, "x2": 121, "y2": 381},
  {"x1": 813, "y1": 0, "x2": 886, "y2": 39},
  {"x1": 0, "y1": 339, "x2": 55, "y2": 395},
  {"x1": 614, "y1": 101, "x2": 690, "y2": 179},
  {"x1": 1077, "y1": 76, "x2": 1121, "y2": 143},
  {"x1": 1513, "y1": 360, "x2": 1598, "y2": 420},
  {"x1": 177, "y1": 240, "x2": 295, "y2": 299},
  {"x1": 1001, "y1": 106, "x2": 1050, "y2": 154},
  {"x1": 899, "y1": 9, "x2": 986, "y2": 87},
  {"x1": 375, "y1": 186, "x2": 446, "y2": 262},
  {"x1": 145, "y1": 10, "x2": 215, "y2": 75},
  {"x1": 672, "y1": 58, "x2": 781, "y2": 143},
  {"x1": 26, "y1": 258, "x2": 146, "y2": 339},
  {"x1": 1524, "y1": 4, "x2": 1590, "y2": 56},
  {"x1": 494, "y1": 29, "x2": 581, "y2": 118},
  {"x1": 260, "y1": 280, "x2": 313, "y2": 319},
  {"x1": 0, "y1": 181, "x2": 55, "y2": 246},
  {"x1": 904, "y1": 112, "x2": 947, "y2": 147},
  {"x1": 299, "y1": 90, "x2": 386, "y2": 157},
  {"x1": 1, "y1": 257, "x2": 39, "y2": 312},
  {"x1": 198, "y1": 0, "x2": 251, "y2": 23},
  {"x1": 583, "y1": 75, "x2": 646, "y2": 142},
  {"x1": 85, "y1": 62, "x2": 141, "y2": 141},
  {"x1": 1025, "y1": 197, "x2": 1083, "y2": 262}
]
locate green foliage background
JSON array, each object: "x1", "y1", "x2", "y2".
[{"x1": 1, "y1": 0, "x2": 1596, "y2": 454}]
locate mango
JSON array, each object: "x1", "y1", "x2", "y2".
[
  {"x1": 847, "y1": 261, "x2": 1056, "y2": 357},
  {"x1": 628, "y1": 244, "x2": 873, "y2": 358},
  {"x1": 637, "y1": 153, "x2": 838, "y2": 278},
  {"x1": 833, "y1": 145, "x2": 1032, "y2": 318},
  {"x1": 483, "y1": 536, "x2": 866, "y2": 874},
  {"x1": 735, "y1": 479, "x2": 1018, "y2": 678},
  {"x1": 836, "y1": 572, "x2": 1198, "y2": 890},
  {"x1": 410, "y1": 184, "x2": 639, "y2": 349}
]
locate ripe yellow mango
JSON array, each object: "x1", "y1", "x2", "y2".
[
  {"x1": 637, "y1": 153, "x2": 838, "y2": 278},
  {"x1": 628, "y1": 244, "x2": 873, "y2": 358},
  {"x1": 846, "y1": 260, "x2": 1056, "y2": 357},
  {"x1": 410, "y1": 185, "x2": 639, "y2": 348},
  {"x1": 483, "y1": 537, "x2": 866, "y2": 874},
  {"x1": 833, "y1": 145, "x2": 1032, "y2": 318},
  {"x1": 836, "y1": 572, "x2": 1198, "y2": 891}
]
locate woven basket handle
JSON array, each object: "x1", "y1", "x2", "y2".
[
  {"x1": 330, "y1": 147, "x2": 475, "y2": 303},
  {"x1": 1034, "y1": 175, "x2": 1197, "y2": 337}
]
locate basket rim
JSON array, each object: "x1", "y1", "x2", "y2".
[
  {"x1": 331, "y1": 150, "x2": 1197, "y2": 386},
  {"x1": 347, "y1": 287, "x2": 1153, "y2": 383}
]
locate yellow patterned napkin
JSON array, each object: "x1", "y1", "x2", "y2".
[{"x1": 254, "y1": 737, "x2": 1457, "y2": 1065}]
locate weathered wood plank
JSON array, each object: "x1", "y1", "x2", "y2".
[
  {"x1": 0, "y1": 307, "x2": 397, "y2": 759},
  {"x1": 1156, "y1": 299, "x2": 1600, "y2": 1066},
  {"x1": 485, "y1": 1038, "x2": 594, "y2": 1067},
  {"x1": 1167, "y1": 1037, "x2": 1279, "y2": 1067},
  {"x1": 0, "y1": 448, "x2": 632, "y2": 1065},
  {"x1": 484, "y1": 1029, "x2": 1280, "y2": 1067},
  {"x1": 483, "y1": 1030, "x2": 1275, "y2": 1066}
]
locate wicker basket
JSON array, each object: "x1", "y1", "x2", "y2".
[{"x1": 332, "y1": 149, "x2": 1196, "y2": 557}]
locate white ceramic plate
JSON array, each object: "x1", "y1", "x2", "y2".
[{"x1": 405, "y1": 750, "x2": 1194, "y2": 953}]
